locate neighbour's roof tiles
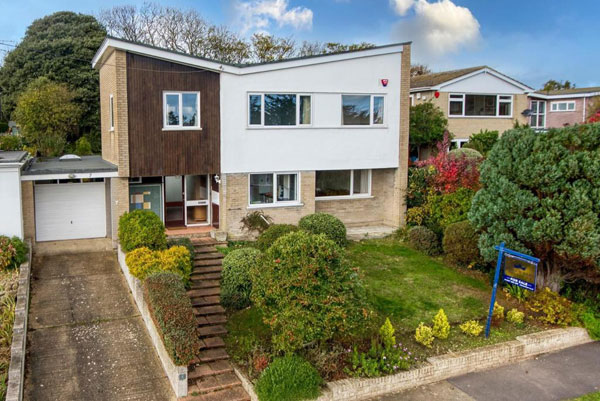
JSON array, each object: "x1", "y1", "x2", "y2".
[
  {"x1": 22, "y1": 155, "x2": 117, "y2": 175},
  {"x1": 410, "y1": 66, "x2": 487, "y2": 89},
  {"x1": 0, "y1": 150, "x2": 28, "y2": 164},
  {"x1": 533, "y1": 86, "x2": 600, "y2": 96}
]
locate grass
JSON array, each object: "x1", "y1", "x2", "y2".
[
  {"x1": 570, "y1": 392, "x2": 600, "y2": 401},
  {"x1": 0, "y1": 270, "x2": 18, "y2": 400}
]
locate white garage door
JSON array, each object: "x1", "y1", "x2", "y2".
[{"x1": 35, "y1": 182, "x2": 107, "y2": 242}]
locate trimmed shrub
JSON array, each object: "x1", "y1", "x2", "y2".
[
  {"x1": 221, "y1": 248, "x2": 262, "y2": 310},
  {"x1": 448, "y1": 147, "x2": 483, "y2": 161},
  {"x1": 256, "y1": 224, "x2": 298, "y2": 252},
  {"x1": 407, "y1": 226, "x2": 440, "y2": 256},
  {"x1": 126, "y1": 247, "x2": 161, "y2": 280},
  {"x1": 161, "y1": 246, "x2": 193, "y2": 285},
  {"x1": 167, "y1": 237, "x2": 195, "y2": 259},
  {"x1": 432, "y1": 309, "x2": 450, "y2": 339},
  {"x1": 298, "y1": 213, "x2": 347, "y2": 247},
  {"x1": 507, "y1": 309, "x2": 525, "y2": 325},
  {"x1": 415, "y1": 323, "x2": 434, "y2": 348},
  {"x1": 74, "y1": 136, "x2": 92, "y2": 155},
  {"x1": 255, "y1": 355, "x2": 322, "y2": 401},
  {"x1": 407, "y1": 166, "x2": 436, "y2": 208},
  {"x1": 251, "y1": 231, "x2": 366, "y2": 353},
  {"x1": 493, "y1": 302, "x2": 505, "y2": 321},
  {"x1": 462, "y1": 129, "x2": 499, "y2": 156},
  {"x1": 526, "y1": 287, "x2": 576, "y2": 326},
  {"x1": 144, "y1": 273, "x2": 201, "y2": 365},
  {"x1": 442, "y1": 220, "x2": 481, "y2": 266},
  {"x1": 126, "y1": 246, "x2": 192, "y2": 284},
  {"x1": 460, "y1": 320, "x2": 483, "y2": 337},
  {"x1": 118, "y1": 210, "x2": 167, "y2": 252}
]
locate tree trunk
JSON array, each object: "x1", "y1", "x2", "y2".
[{"x1": 536, "y1": 259, "x2": 562, "y2": 292}]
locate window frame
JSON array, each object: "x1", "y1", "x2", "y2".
[
  {"x1": 247, "y1": 172, "x2": 301, "y2": 208},
  {"x1": 341, "y1": 94, "x2": 386, "y2": 127},
  {"x1": 530, "y1": 100, "x2": 546, "y2": 128},
  {"x1": 450, "y1": 139, "x2": 469, "y2": 150},
  {"x1": 247, "y1": 93, "x2": 312, "y2": 128},
  {"x1": 315, "y1": 169, "x2": 372, "y2": 200},
  {"x1": 448, "y1": 93, "x2": 514, "y2": 118},
  {"x1": 109, "y1": 94, "x2": 114, "y2": 131},
  {"x1": 162, "y1": 91, "x2": 201, "y2": 130},
  {"x1": 550, "y1": 101, "x2": 576, "y2": 112}
]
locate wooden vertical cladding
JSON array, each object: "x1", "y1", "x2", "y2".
[{"x1": 126, "y1": 53, "x2": 220, "y2": 177}]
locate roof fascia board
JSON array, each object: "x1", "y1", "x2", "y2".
[
  {"x1": 438, "y1": 68, "x2": 533, "y2": 92},
  {"x1": 530, "y1": 92, "x2": 600, "y2": 100},
  {"x1": 21, "y1": 171, "x2": 119, "y2": 181}
]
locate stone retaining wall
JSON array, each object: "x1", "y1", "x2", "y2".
[
  {"x1": 117, "y1": 246, "x2": 188, "y2": 398},
  {"x1": 6, "y1": 240, "x2": 32, "y2": 401}
]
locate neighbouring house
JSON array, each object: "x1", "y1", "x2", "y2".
[
  {"x1": 410, "y1": 66, "x2": 533, "y2": 155},
  {"x1": 0, "y1": 151, "x2": 28, "y2": 238},
  {"x1": 527, "y1": 87, "x2": 600, "y2": 130},
  {"x1": 7, "y1": 37, "x2": 411, "y2": 244}
]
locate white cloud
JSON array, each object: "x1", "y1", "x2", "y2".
[
  {"x1": 392, "y1": 0, "x2": 480, "y2": 62},
  {"x1": 233, "y1": 0, "x2": 313, "y2": 34},
  {"x1": 390, "y1": 0, "x2": 416, "y2": 16}
]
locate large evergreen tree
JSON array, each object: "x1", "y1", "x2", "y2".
[{"x1": 0, "y1": 12, "x2": 105, "y2": 147}]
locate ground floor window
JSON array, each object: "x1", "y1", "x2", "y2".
[
  {"x1": 249, "y1": 172, "x2": 299, "y2": 205},
  {"x1": 315, "y1": 169, "x2": 371, "y2": 198},
  {"x1": 450, "y1": 139, "x2": 469, "y2": 150},
  {"x1": 530, "y1": 100, "x2": 546, "y2": 128}
]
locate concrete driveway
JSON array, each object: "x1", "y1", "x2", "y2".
[{"x1": 24, "y1": 251, "x2": 174, "y2": 401}]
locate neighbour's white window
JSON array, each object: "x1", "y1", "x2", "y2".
[
  {"x1": 109, "y1": 94, "x2": 114, "y2": 131},
  {"x1": 163, "y1": 91, "x2": 200, "y2": 129},
  {"x1": 530, "y1": 100, "x2": 546, "y2": 128},
  {"x1": 450, "y1": 139, "x2": 469, "y2": 150},
  {"x1": 249, "y1": 172, "x2": 299, "y2": 205},
  {"x1": 550, "y1": 101, "x2": 575, "y2": 112},
  {"x1": 342, "y1": 95, "x2": 385, "y2": 126},
  {"x1": 315, "y1": 169, "x2": 371, "y2": 198},
  {"x1": 449, "y1": 94, "x2": 513, "y2": 117},
  {"x1": 449, "y1": 94, "x2": 465, "y2": 115},
  {"x1": 248, "y1": 94, "x2": 312, "y2": 127}
]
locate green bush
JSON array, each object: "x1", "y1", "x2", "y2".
[
  {"x1": 493, "y1": 302, "x2": 505, "y2": 321},
  {"x1": 0, "y1": 122, "x2": 8, "y2": 133},
  {"x1": 256, "y1": 224, "x2": 298, "y2": 252},
  {"x1": 251, "y1": 231, "x2": 366, "y2": 353},
  {"x1": 415, "y1": 323, "x2": 434, "y2": 348},
  {"x1": 126, "y1": 247, "x2": 161, "y2": 280},
  {"x1": 507, "y1": 308, "x2": 525, "y2": 325},
  {"x1": 0, "y1": 135, "x2": 22, "y2": 151},
  {"x1": 0, "y1": 236, "x2": 22, "y2": 270},
  {"x1": 428, "y1": 188, "x2": 475, "y2": 234},
  {"x1": 74, "y1": 136, "x2": 92, "y2": 155},
  {"x1": 442, "y1": 220, "x2": 481, "y2": 266},
  {"x1": 167, "y1": 237, "x2": 195, "y2": 259},
  {"x1": 407, "y1": 166, "x2": 435, "y2": 208},
  {"x1": 125, "y1": 246, "x2": 192, "y2": 284},
  {"x1": 407, "y1": 226, "x2": 440, "y2": 256},
  {"x1": 144, "y1": 273, "x2": 201, "y2": 365},
  {"x1": 448, "y1": 147, "x2": 483, "y2": 160},
  {"x1": 298, "y1": 213, "x2": 347, "y2": 247},
  {"x1": 462, "y1": 129, "x2": 499, "y2": 156},
  {"x1": 240, "y1": 211, "x2": 273, "y2": 235},
  {"x1": 161, "y1": 246, "x2": 193, "y2": 285},
  {"x1": 221, "y1": 248, "x2": 262, "y2": 310},
  {"x1": 460, "y1": 320, "x2": 483, "y2": 336},
  {"x1": 526, "y1": 287, "x2": 576, "y2": 326},
  {"x1": 582, "y1": 311, "x2": 600, "y2": 340},
  {"x1": 432, "y1": 309, "x2": 450, "y2": 339},
  {"x1": 118, "y1": 210, "x2": 167, "y2": 252},
  {"x1": 255, "y1": 355, "x2": 322, "y2": 401}
]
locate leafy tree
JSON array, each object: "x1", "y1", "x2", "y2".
[
  {"x1": 410, "y1": 64, "x2": 431, "y2": 77},
  {"x1": 251, "y1": 33, "x2": 295, "y2": 62},
  {"x1": 14, "y1": 78, "x2": 82, "y2": 157},
  {"x1": 297, "y1": 41, "x2": 374, "y2": 57},
  {"x1": 463, "y1": 129, "x2": 499, "y2": 156},
  {"x1": 542, "y1": 79, "x2": 575, "y2": 91},
  {"x1": 469, "y1": 125, "x2": 600, "y2": 291},
  {"x1": 409, "y1": 102, "x2": 448, "y2": 146},
  {"x1": 0, "y1": 12, "x2": 105, "y2": 147}
]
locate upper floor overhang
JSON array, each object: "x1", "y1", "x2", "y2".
[{"x1": 92, "y1": 36, "x2": 410, "y2": 75}]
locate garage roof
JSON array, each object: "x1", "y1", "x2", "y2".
[
  {"x1": 22, "y1": 155, "x2": 118, "y2": 179},
  {"x1": 0, "y1": 150, "x2": 28, "y2": 164}
]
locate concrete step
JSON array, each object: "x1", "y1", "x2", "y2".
[
  {"x1": 190, "y1": 280, "x2": 221, "y2": 289},
  {"x1": 192, "y1": 272, "x2": 222, "y2": 281},
  {"x1": 188, "y1": 287, "x2": 221, "y2": 297},
  {"x1": 195, "y1": 246, "x2": 218, "y2": 254},
  {"x1": 200, "y1": 336, "x2": 226, "y2": 349},
  {"x1": 188, "y1": 360, "x2": 233, "y2": 380},
  {"x1": 197, "y1": 314, "x2": 227, "y2": 327},
  {"x1": 193, "y1": 305, "x2": 226, "y2": 316},
  {"x1": 198, "y1": 347, "x2": 229, "y2": 363},
  {"x1": 198, "y1": 325, "x2": 227, "y2": 338},
  {"x1": 194, "y1": 371, "x2": 241, "y2": 395},
  {"x1": 195, "y1": 253, "x2": 224, "y2": 261},
  {"x1": 184, "y1": 385, "x2": 249, "y2": 401},
  {"x1": 193, "y1": 265, "x2": 222, "y2": 274},
  {"x1": 194, "y1": 259, "x2": 223, "y2": 267},
  {"x1": 190, "y1": 296, "x2": 221, "y2": 307}
]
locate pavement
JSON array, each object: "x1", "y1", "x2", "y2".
[
  {"x1": 374, "y1": 342, "x2": 600, "y2": 401},
  {"x1": 24, "y1": 251, "x2": 174, "y2": 401}
]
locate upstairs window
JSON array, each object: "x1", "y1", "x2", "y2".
[
  {"x1": 163, "y1": 92, "x2": 200, "y2": 129},
  {"x1": 248, "y1": 94, "x2": 311, "y2": 127},
  {"x1": 449, "y1": 94, "x2": 513, "y2": 117},
  {"x1": 550, "y1": 101, "x2": 575, "y2": 112},
  {"x1": 342, "y1": 95, "x2": 385, "y2": 126}
]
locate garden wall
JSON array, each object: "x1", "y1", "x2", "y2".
[{"x1": 117, "y1": 246, "x2": 188, "y2": 398}]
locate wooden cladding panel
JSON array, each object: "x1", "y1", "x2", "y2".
[{"x1": 126, "y1": 53, "x2": 220, "y2": 177}]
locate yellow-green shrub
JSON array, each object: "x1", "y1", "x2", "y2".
[
  {"x1": 126, "y1": 247, "x2": 161, "y2": 280},
  {"x1": 460, "y1": 320, "x2": 483, "y2": 337},
  {"x1": 526, "y1": 287, "x2": 576, "y2": 326},
  {"x1": 415, "y1": 323, "x2": 434, "y2": 348},
  {"x1": 432, "y1": 309, "x2": 450, "y2": 339},
  {"x1": 507, "y1": 309, "x2": 524, "y2": 325},
  {"x1": 492, "y1": 302, "x2": 505, "y2": 321},
  {"x1": 160, "y1": 246, "x2": 193, "y2": 285},
  {"x1": 126, "y1": 246, "x2": 192, "y2": 284}
]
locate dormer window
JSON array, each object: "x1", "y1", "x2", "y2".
[{"x1": 163, "y1": 91, "x2": 200, "y2": 130}]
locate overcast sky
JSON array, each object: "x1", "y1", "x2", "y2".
[{"x1": 0, "y1": 0, "x2": 598, "y2": 89}]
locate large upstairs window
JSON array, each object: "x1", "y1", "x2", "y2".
[
  {"x1": 248, "y1": 93, "x2": 312, "y2": 127},
  {"x1": 163, "y1": 91, "x2": 200, "y2": 130},
  {"x1": 341, "y1": 95, "x2": 385, "y2": 125},
  {"x1": 449, "y1": 94, "x2": 513, "y2": 117}
]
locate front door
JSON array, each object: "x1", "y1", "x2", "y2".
[
  {"x1": 185, "y1": 175, "x2": 210, "y2": 226},
  {"x1": 211, "y1": 175, "x2": 220, "y2": 229},
  {"x1": 164, "y1": 176, "x2": 185, "y2": 227}
]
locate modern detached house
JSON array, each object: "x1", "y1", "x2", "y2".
[
  {"x1": 68, "y1": 36, "x2": 412, "y2": 243},
  {"x1": 410, "y1": 66, "x2": 533, "y2": 151}
]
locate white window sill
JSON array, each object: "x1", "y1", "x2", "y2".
[
  {"x1": 448, "y1": 115, "x2": 512, "y2": 119},
  {"x1": 315, "y1": 195, "x2": 374, "y2": 201},
  {"x1": 549, "y1": 110, "x2": 576, "y2": 113},
  {"x1": 109, "y1": 128, "x2": 115, "y2": 132},
  {"x1": 162, "y1": 127, "x2": 203, "y2": 131},
  {"x1": 246, "y1": 125, "x2": 388, "y2": 130},
  {"x1": 247, "y1": 202, "x2": 304, "y2": 209}
]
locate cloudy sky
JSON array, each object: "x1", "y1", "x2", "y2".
[{"x1": 0, "y1": 0, "x2": 598, "y2": 88}]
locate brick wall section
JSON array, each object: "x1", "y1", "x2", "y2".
[
  {"x1": 99, "y1": 49, "x2": 129, "y2": 176},
  {"x1": 20, "y1": 182, "x2": 34, "y2": 242},
  {"x1": 109, "y1": 177, "x2": 129, "y2": 246}
]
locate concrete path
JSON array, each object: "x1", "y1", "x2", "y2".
[
  {"x1": 24, "y1": 251, "x2": 174, "y2": 401},
  {"x1": 374, "y1": 342, "x2": 600, "y2": 401}
]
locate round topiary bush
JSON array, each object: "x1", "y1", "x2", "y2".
[
  {"x1": 252, "y1": 231, "x2": 366, "y2": 353},
  {"x1": 448, "y1": 147, "x2": 483, "y2": 161},
  {"x1": 118, "y1": 210, "x2": 167, "y2": 252},
  {"x1": 256, "y1": 224, "x2": 299, "y2": 251},
  {"x1": 221, "y1": 248, "x2": 262, "y2": 310},
  {"x1": 442, "y1": 220, "x2": 481, "y2": 266},
  {"x1": 255, "y1": 355, "x2": 322, "y2": 401},
  {"x1": 407, "y1": 226, "x2": 440, "y2": 256},
  {"x1": 298, "y1": 213, "x2": 347, "y2": 247}
]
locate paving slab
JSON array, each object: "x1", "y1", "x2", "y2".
[
  {"x1": 24, "y1": 251, "x2": 174, "y2": 401},
  {"x1": 374, "y1": 381, "x2": 475, "y2": 401}
]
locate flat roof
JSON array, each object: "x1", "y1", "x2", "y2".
[
  {"x1": 22, "y1": 155, "x2": 118, "y2": 176},
  {"x1": 0, "y1": 150, "x2": 28, "y2": 164}
]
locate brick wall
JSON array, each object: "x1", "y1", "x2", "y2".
[
  {"x1": 20, "y1": 182, "x2": 34, "y2": 242},
  {"x1": 99, "y1": 49, "x2": 129, "y2": 176}
]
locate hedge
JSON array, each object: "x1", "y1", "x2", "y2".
[
  {"x1": 442, "y1": 220, "x2": 481, "y2": 266},
  {"x1": 118, "y1": 210, "x2": 167, "y2": 252},
  {"x1": 298, "y1": 213, "x2": 347, "y2": 247},
  {"x1": 143, "y1": 273, "x2": 201, "y2": 365},
  {"x1": 256, "y1": 224, "x2": 298, "y2": 251},
  {"x1": 255, "y1": 355, "x2": 322, "y2": 401},
  {"x1": 408, "y1": 226, "x2": 440, "y2": 256},
  {"x1": 125, "y1": 246, "x2": 192, "y2": 284},
  {"x1": 221, "y1": 247, "x2": 262, "y2": 310}
]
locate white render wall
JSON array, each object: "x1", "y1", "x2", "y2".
[
  {"x1": 220, "y1": 52, "x2": 403, "y2": 174},
  {"x1": 0, "y1": 166, "x2": 24, "y2": 238}
]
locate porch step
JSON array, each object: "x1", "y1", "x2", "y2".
[
  {"x1": 190, "y1": 280, "x2": 221, "y2": 289},
  {"x1": 198, "y1": 347, "x2": 229, "y2": 363},
  {"x1": 198, "y1": 315, "x2": 227, "y2": 327},
  {"x1": 198, "y1": 324, "x2": 227, "y2": 338},
  {"x1": 195, "y1": 246, "x2": 218, "y2": 254},
  {"x1": 192, "y1": 272, "x2": 222, "y2": 281},
  {"x1": 195, "y1": 253, "x2": 224, "y2": 261},
  {"x1": 191, "y1": 296, "x2": 221, "y2": 307},
  {"x1": 194, "y1": 305, "x2": 226, "y2": 316},
  {"x1": 188, "y1": 287, "x2": 220, "y2": 297},
  {"x1": 194, "y1": 259, "x2": 223, "y2": 267},
  {"x1": 189, "y1": 360, "x2": 233, "y2": 380},
  {"x1": 193, "y1": 265, "x2": 222, "y2": 274},
  {"x1": 200, "y1": 336, "x2": 226, "y2": 349}
]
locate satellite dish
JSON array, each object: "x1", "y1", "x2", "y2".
[
  {"x1": 521, "y1": 108, "x2": 533, "y2": 117},
  {"x1": 59, "y1": 154, "x2": 82, "y2": 161}
]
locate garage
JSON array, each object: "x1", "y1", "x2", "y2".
[{"x1": 34, "y1": 180, "x2": 107, "y2": 242}]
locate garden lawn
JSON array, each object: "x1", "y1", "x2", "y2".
[{"x1": 347, "y1": 238, "x2": 491, "y2": 330}]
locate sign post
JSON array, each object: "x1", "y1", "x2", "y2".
[{"x1": 485, "y1": 242, "x2": 540, "y2": 339}]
